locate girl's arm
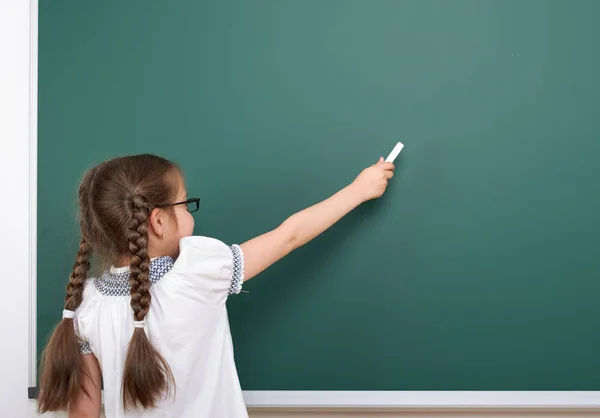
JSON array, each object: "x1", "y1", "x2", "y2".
[
  {"x1": 67, "y1": 354, "x2": 102, "y2": 418},
  {"x1": 240, "y1": 158, "x2": 395, "y2": 281}
]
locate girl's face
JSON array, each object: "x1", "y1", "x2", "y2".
[
  {"x1": 170, "y1": 185, "x2": 196, "y2": 241},
  {"x1": 148, "y1": 173, "x2": 195, "y2": 259}
]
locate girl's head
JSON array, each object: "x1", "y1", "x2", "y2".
[
  {"x1": 38, "y1": 154, "x2": 190, "y2": 413},
  {"x1": 80, "y1": 154, "x2": 194, "y2": 263}
]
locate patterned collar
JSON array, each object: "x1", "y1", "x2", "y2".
[{"x1": 94, "y1": 256, "x2": 175, "y2": 296}]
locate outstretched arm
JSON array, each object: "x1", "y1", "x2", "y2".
[{"x1": 240, "y1": 159, "x2": 395, "y2": 281}]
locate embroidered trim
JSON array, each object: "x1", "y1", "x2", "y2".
[
  {"x1": 229, "y1": 244, "x2": 245, "y2": 295},
  {"x1": 79, "y1": 341, "x2": 92, "y2": 355},
  {"x1": 94, "y1": 256, "x2": 174, "y2": 296}
]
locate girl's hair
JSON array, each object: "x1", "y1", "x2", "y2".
[{"x1": 38, "y1": 154, "x2": 178, "y2": 412}]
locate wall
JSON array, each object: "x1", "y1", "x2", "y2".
[{"x1": 0, "y1": 0, "x2": 38, "y2": 416}]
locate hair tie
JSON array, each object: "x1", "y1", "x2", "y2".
[
  {"x1": 62, "y1": 310, "x2": 76, "y2": 319},
  {"x1": 133, "y1": 321, "x2": 145, "y2": 328}
]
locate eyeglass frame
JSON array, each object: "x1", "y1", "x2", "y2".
[{"x1": 167, "y1": 197, "x2": 200, "y2": 213}]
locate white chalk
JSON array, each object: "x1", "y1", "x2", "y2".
[{"x1": 385, "y1": 142, "x2": 404, "y2": 162}]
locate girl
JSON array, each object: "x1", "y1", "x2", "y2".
[{"x1": 37, "y1": 154, "x2": 395, "y2": 418}]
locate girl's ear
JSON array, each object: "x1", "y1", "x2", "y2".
[{"x1": 148, "y1": 208, "x2": 166, "y2": 239}]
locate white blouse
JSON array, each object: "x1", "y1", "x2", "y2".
[{"x1": 74, "y1": 236, "x2": 248, "y2": 418}]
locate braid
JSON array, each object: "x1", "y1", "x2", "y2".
[
  {"x1": 122, "y1": 194, "x2": 174, "y2": 410},
  {"x1": 64, "y1": 165, "x2": 95, "y2": 312},
  {"x1": 128, "y1": 195, "x2": 151, "y2": 321},
  {"x1": 64, "y1": 239, "x2": 91, "y2": 311}
]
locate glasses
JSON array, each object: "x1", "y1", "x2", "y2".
[{"x1": 170, "y1": 197, "x2": 200, "y2": 213}]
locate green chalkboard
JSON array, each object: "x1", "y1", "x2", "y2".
[{"x1": 38, "y1": 0, "x2": 600, "y2": 391}]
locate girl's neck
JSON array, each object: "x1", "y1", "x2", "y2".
[{"x1": 114, "y1": 250, "x2": 177, "y2": 268}]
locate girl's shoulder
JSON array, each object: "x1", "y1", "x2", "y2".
[
  {"x1": 178, "y1": 235, "x2": 234, "y2": 250},
  {"x1": 175, "y1": 235, "x2": 242, "y2": 268},
  {"x1": 168, "y1": 235, "x2": 245, "y2": 305}
]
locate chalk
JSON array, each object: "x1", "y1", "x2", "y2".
[{"x1": 385, "y1": 142, "x2": 404, "y2": 163}]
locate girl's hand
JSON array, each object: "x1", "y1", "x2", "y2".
[{"x1": 351, "y1": 157, "x2": 395, "y2": 202}]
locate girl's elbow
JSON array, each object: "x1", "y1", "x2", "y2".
[{"x1": 280, "y1": 217, "x2": 302, "y2": 251}]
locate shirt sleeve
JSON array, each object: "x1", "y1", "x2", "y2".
[
  {"x1": 169, "y1": 236, "x2": 246, "y2": 305},
  {"x1": 79, "y1": 341, "x2": 93, "y2": 355}
]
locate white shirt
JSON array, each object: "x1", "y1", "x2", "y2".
[{"x1": 75, "y1": 236, "x2": 248, "y2": 418}]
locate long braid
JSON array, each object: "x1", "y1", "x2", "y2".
[
  {"x1": 128, "y1": 195, "x2": 151, "y2": 321},
  {"x1": 122, "y1": 195, "x2": 174, "y2": 410},
  {"x1": 65, "y1": 166, "x2": 95, "y2": 312},
  {"x1": 38, "y1": 170, "x2": 96, "y2": 413}
]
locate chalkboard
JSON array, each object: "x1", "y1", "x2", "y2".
[{"x1": 38, "y1": 0, "x2": 600, "y2": 391}]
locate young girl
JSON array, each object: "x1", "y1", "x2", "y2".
[{"x1": 37, "y1": 154, "x2": 395, "y2": 418}]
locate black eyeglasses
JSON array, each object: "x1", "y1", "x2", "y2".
[{"x1": 170, "y1": 197, "x2": 200, "y2": 213}]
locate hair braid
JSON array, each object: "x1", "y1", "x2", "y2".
[
  {"x1": 122, "y1": 194, "x2": 174, "y2": 410},
  {"x1": 64, "y1": 239, "x2": 91, "y2": 310},
  {"x1": 64, "y1": 165, "x2": 95, "y2": 311},
  {"x1": 128, "y1": 195, "x2": 151, "y2": 320},
  {"x1": 37, "y1": 167, "x2": 98, "y2": 413}
]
